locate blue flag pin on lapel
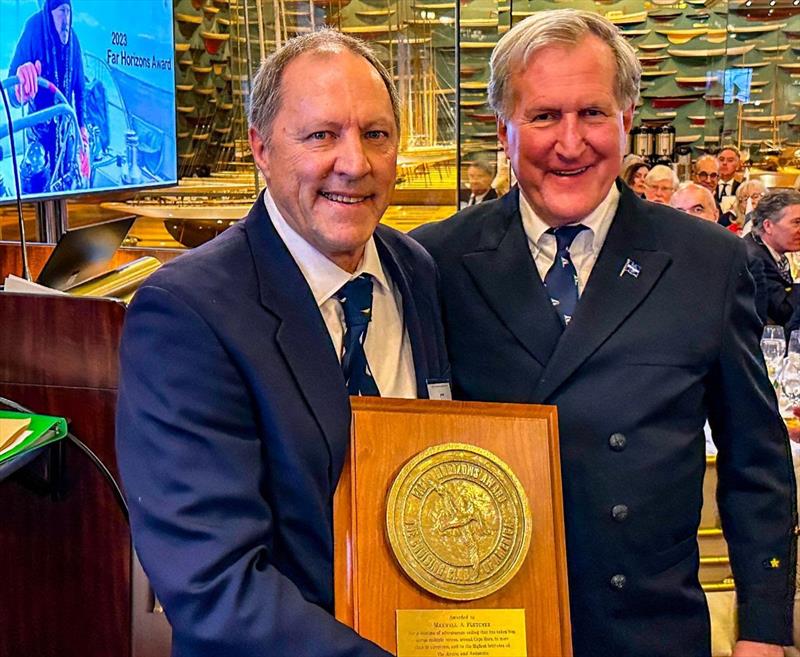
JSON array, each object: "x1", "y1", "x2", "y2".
[{"x1": 620, "y1": 258, "x2": 641, "y2": 279}]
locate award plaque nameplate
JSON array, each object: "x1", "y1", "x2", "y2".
[{"x1": 334, "y1": 398, "x2": 572, "y2": 657}]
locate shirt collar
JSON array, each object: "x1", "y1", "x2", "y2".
[
  {"x1": 519, "y1": 183, "x2": 620, "y2": 252},
  {"x1": 263, "y1": 188, "x2": 390, "y2": 308}
]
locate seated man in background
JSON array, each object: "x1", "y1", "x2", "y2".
[
  {"x1": 669, "y1": 181, "x2": 718, "y2": 223},
  {"x1": 745, "y1": 190, "x2": 800, "y2": 329},
  {"x1": 643, "y1": 164, "x2": 678, "y2": 205},
  {"x1": 716, "y1": 146, "x2": 742, "y2": 206},
  {"x1": 461, "y1": 155, "x2": 498, "y2": 207},
  {"x1": 115, "y1": 30, "x2": 449, "y2": 657},
  {"x1": 671, "y1": 182, "x2": 768, "y2": 323}
]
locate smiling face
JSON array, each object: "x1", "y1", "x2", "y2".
[
  {"x1": 497, "y1": 35, "x2": 633, "y2": 227},
  {"x1": 249, "y1": 48, "x2": 398, "y2": 272},
  {"x1": 693, "y1": 157, "x2": 719, "y2": 192}
]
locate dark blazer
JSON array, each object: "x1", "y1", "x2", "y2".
[
  {"x1": 116, "y1": 196, "x2": 450, "y2": 657},
  {"x1": 716, "y1": 179, "x2": 741, "y2": 227},
  {"x1": 412, "y1": 184, "x2": 796, "y2": 657},
  {"x1": 717, "y1": 178, "x2": 742, "y2": 203},
  {"x1": 460, "y1": 187, "x2": 499, "y2": 206},
  {"x1": 743, "y1": 232, "x2": 800, "y2": 328}
]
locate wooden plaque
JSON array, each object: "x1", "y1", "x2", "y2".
[{"x1": 334, "y1": 398, "x2": 572, "y2": 656}]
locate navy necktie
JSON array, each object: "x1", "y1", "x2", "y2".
[
  {"x1": 335, "y1": 274, "x2": 380, "y2": 397},
  {"x1": 544, "y1": 225, "x2": 589, "y2": 327},
  {"x1": 778, "y1": 254, "x2": 792, "y2": 285}
]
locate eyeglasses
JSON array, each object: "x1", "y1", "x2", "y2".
[
  {"x1": 647, "y1": 184, "x2": 674, "y2": 193},
  {"x1": 746, "y1": 192, "x2": 764, "y2": 200},
  {"x1": 696, "y1": 172, "x2": 719, "y2": 181}
]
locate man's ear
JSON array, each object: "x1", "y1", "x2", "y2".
[
  {"x1": 621, "y1": 102, "x2": 635, "y2": 136},
  {"x1": 249, "y1": 126, "x2": 270, "y2": 181},
  {"x1": 497, "y1": 118, "x2": 510, "y2": 159}
]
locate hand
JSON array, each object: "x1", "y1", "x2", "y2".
[
  {"x1": 731, "y1": 640, "x2": 785, "y2": 656},
  {"x1": 79, "y1": 126, "x2": 91, "y2": 179},
  {"x1": 14, "y1": 60, "x2": 41, "y2": 104}
]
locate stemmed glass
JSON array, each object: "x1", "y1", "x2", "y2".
[{"x1": 761, "y1": 325, "x2": 786, "y2": 383}]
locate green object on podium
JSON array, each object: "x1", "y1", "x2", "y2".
[{"x1": 0, "y1": 410, "x2": 68, "y2": 466}]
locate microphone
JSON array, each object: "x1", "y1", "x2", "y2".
[{"x1": 0, "y1": 77, "x2": 33, "y2": 282}]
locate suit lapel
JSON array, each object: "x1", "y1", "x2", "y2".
[
  {"x1": 374, "y1": 227, "x2": 433, "y2": 397},
  {"x1": 534, "y1": 188, "x2": 673, "y2": 402},
  {"x1": 462, "y1": 190, "x2": 563, "y2": 369},
  {"x1": 243, "y1": 195, "x2": 351, "y2": 478}
]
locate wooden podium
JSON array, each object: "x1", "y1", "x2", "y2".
[{"x1": 334, "y1": 398, "x2": 572, "y2": 657}]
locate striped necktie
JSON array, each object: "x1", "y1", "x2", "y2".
[
  {"x1": 335, "y1": 274, "x2": 380, "y2": 397},
  {"x1": 544, "y1": 225, "x2": 589, "y2": 327}
]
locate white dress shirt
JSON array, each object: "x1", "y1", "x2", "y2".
[
  {"x1": 263, "y1": 189, "x2": 417, "y2": 399},
  {"x1": 519, "y1": 185, "x2": 620, "y2": 294}
]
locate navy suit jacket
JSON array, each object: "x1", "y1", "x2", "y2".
[
  {"x1": 743, "y1": 232, "x2": 800, "y2": 328},
  {"x1": 412, "y1": 184, "x2": 796, "y2": 657},
  {"x1": 116, "y1": 195, "x2": 449, "y2": 657}
]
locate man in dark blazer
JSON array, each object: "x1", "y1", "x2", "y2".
[
  {"x1": 717, "y1": 146, "x2": 743, "y2": 205},
  {"x1": 116, "y1": 32, "x2": 448, "y2": 657},
  {"x1": 459, "y1": 156, "x2": 499, "y2": 208},
  {"x1": 744, "y1": 190, "x2": 800, "y2": 330},
  {"x1": 413, "y1": 10, "x2": 795, "y2": 657}
]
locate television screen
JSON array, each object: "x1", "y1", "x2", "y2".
[{"x1": 0, "y1": 0, "x2": 177, "y2": 203}]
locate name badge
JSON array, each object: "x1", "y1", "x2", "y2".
[{"x1": 426, "y1": 379, "x2": 452, "y2": 400}]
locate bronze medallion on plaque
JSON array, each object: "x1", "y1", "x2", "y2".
[{"x1": 386, "y1": 442, "x2": 532, "y2": 601}]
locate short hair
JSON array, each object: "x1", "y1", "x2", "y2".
[
  {"x1": 468, "y1": 155, "x2": 496, "y2": 177},
  {"x1": 751, "y1": 189, "x2": 800, "y2": 234},
  {"x1": 248, "y1": 29, "x2": 400, "y2": 140},
  {"x1": 694, "y1": 154, "x2": 719, "y2": 171},
  {"x1": 645, "y1": 165, "x2": 678, "y2": 188},
  {"x1": 488, "y1": 9, "x2": 641, "y2": 122},
  {"x1": 717, "y1": 145, "x2": 741, "y2": 160}
]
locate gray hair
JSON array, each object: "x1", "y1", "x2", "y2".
[
  {"x1": 488, "y1": 9, "x2": 641, "y2": 121},
  {"x1": 645, "y1": 164, "x2": 678, "y2": 188},
  {"x1": 248, "y1": 29, "x2": 400, "y2": 140},
  {"x1": 751, "y1": 189, "x2": 800, "y2": 235}
]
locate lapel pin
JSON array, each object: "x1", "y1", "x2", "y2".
[{"x1": 620, "y1": 258, "x2": 641, "y2": 279}]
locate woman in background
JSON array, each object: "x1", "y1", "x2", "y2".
[
  {"x1": 622, "y1": 159, "x2": 649, "y2": 198},
  {"x1": 737, "y1": 179, "x2": 767, "y2": 236}
]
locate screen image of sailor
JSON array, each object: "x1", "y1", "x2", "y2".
[
  {"x1": 1, "y1": 0, "x2": 178, "y2": 201},
  {"x1": 8, "y1": 0, "x2": 90, "y2": 195}
]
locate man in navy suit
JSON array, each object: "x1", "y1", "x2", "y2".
[
  {"x1": 413, "y1": 10, "x2": 795, "y2": 657},
  {"x1": 116, "y1": 31, "x2": 448, "y2": 657},
  {"x1": 744, "y1": 190, "x2": 800, "y2": 330}
]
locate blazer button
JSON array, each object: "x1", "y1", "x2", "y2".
[
  {"x1": 611, "y1": 504, "x2": 629, "y2": 522},
  {"x1": 609, "y1": 433, "x2": 627, "y2": 451},
  {"x1": 610, "y1": 574, "x2": 627, "y2": 590}
]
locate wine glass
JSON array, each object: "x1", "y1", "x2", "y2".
[
  {"x1": 761, "y1": 326, "x2": 786, "y2": 383},
  {"x1": 788, "y1": 330, "x2": 800, "y2": 357}
]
